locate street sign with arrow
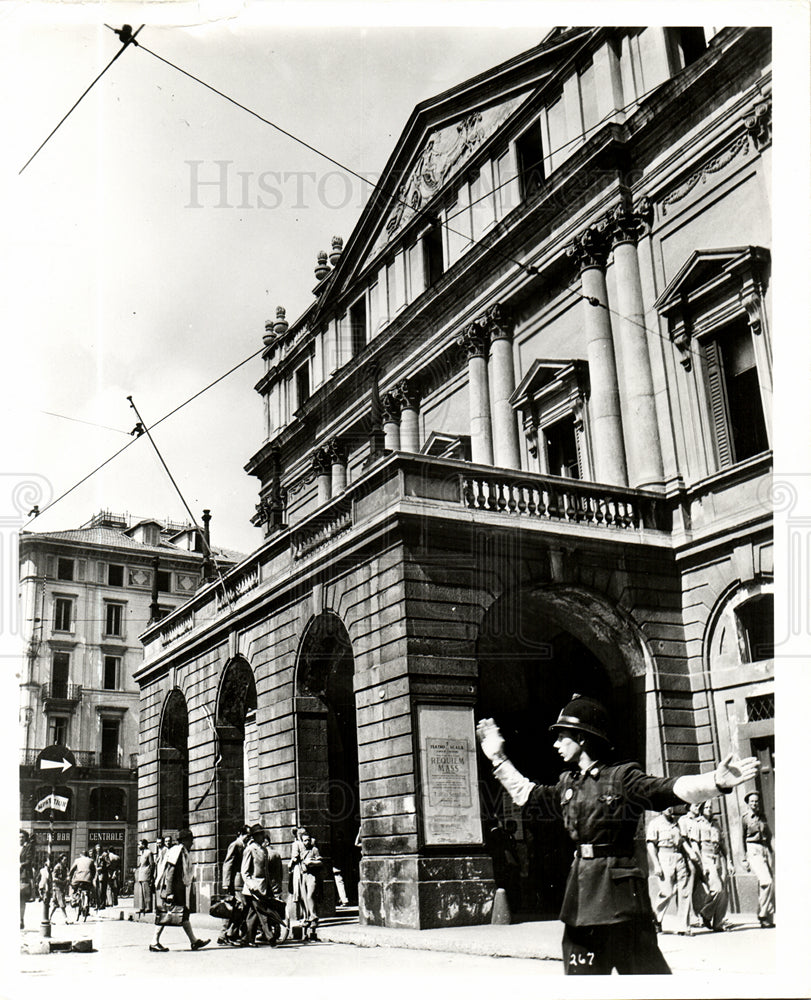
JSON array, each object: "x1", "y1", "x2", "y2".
[{"x1": 36, "y1": 745, "x2": 76, "y2": 780}]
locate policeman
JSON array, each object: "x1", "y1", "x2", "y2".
[{"x1": 476, "y1": 694, "x2": 759, "y2": 975}]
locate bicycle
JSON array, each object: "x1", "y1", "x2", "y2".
[{"x1": 71, "y1": 881, "x2": 92, "y2": 922}]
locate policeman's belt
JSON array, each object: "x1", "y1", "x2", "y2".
[{"x1": 576, "y1": 844, "x2": 634, "y2": 859}]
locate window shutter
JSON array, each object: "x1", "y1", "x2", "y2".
[{"x1": 704, "y1": 338, "x2": 733, "y2": 467}]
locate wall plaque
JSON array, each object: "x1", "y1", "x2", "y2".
[{"x1": 417, "y1": 704, "x2": 483, "y2": 846}]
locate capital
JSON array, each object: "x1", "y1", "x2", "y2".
[
  {"x1": 394, "y1": 378, "x2": 422, "y2": 410},
  {"x1": 602, "y1": 197, "x2": 653, "y2": 247},
  {"x1": 484, "y1": 303, "x2": 515, "y2": 342},
  {"x1": 325, "y1": 437, "x2": 347, "y2": 465},
  {"x1": 567, "y1": 225, "x2": 610, "y2": 272},
  {"x1": 743, "y1": 97, "x2": 772, "y2": 152},
  {"x1": 457, "y1": 319, "x2": 490, "y2": 359},
  {"x1": 380, "y1": 391, "x2": 402, "y2": 425},
  {"x1": 311, "y1": 447, "x2": 331, "y2": 476}
]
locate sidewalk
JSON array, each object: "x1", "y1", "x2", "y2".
[{"x1": 21, "y1": 898, "x2": 776, "y2": 976}]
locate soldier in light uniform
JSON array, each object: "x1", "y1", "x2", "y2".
[
  {"x1": 647, "y1": 806, "x2": 694, "y2": 935},
  {"x1": 477, "y1": 694, "x2": 759, "y2": 975},
  {"x1": 741, "y1": 791, "x2": 775, "y2": 928},
  {"x1": 693, "y1": 802, "x2": 731, "y2": 931}
]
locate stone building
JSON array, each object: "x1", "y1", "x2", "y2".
[
  {"x1": 19, "y1": 511, "x2": 240, "y2": 871},
  {"x1": 135, "y1": 26, "x2": 773, "y2": 927}
]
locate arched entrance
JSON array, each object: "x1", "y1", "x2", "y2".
[
  {"x1": 158, "y1": 688, "x2": 189, "y2": 835},
  {"x1": 215, "y1": 657, "x2": 258, "y2": 861},
  {"x1": 476, "y1": 586, "x2": 649, "y2": 918},
  {"x1": 295, "y1": 612, "x2": 359, "y2": 906}
]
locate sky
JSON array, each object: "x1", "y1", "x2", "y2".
[{"x1": 2, "y1": 4, "x2": 555, "y2": 556}]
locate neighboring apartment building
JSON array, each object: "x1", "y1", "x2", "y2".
[
  {"x1": 134, "y1": 27, "x2": 773, "y2": 928},
  {"x1": 19, "y1": 511, "x2": 240, "y2": 870}
]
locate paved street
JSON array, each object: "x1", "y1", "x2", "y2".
[{"x1": 16, "y1": 897, "x2": 777, "y2": 984}]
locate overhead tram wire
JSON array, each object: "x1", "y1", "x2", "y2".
[
  {"x1": 122, "y1": 33, "x2": 706, "y2": 367},
  {"x1": 19, "y1": 25, "x2": 144, "y2": 175},
  {"x1": 23, "y1": 344, "x2": 264, "y2": 529},
  {"x1": 127, "y1": 395, "x2": 235, "y2": 611}
]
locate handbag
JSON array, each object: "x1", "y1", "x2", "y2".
[
  {"x1": 209, "y1": 896, "x2": 235, "y2": 919},
  {"x1": 156, "y1": 904, "x2": 186, "y2": 926}
]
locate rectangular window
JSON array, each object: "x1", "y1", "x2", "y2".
[
  {"x1": 104, "y1": 602, "x2": 124, "y2": 637},
  {"x1": 421, "y1": 223, "x2": 444, "y2": 287},
  {"x1": 157, "y1": 570, "x2": 172, "y2": 593},
  {"x1": 515, "y1": 119, "x2": 544, "y2": 198},
  {"x1": 100, "y1": 719, "x2": 120, "y2": 767},
  {"x1": 51, "y1": 651, "x2": 70, "y2": 699},
  {"x1": 103, "y1": 655, "x2": 121, "y2": 691},
  {"x1": 295, "y1": 363, "x2": 310, "y2": 409},
  {"x1": 470, "y1": 165, "x2": 496, "y2": 241},
  {"x1": 49, "y1": 717, "x2": 68, "y2": 747},
  {"x1": 495, "y1": 148, "x2": 520, "y2": 217},
  {"x1": 107, "y1": 564, "x2": 124, "y2": 587},
  {"x1": 349, "y1": 296, "x2": 367, "y2": 356},
  {"x1": 703, "y1": 321, "x2": 769, "y2": 467},
  {"x1": 544, "y1": 417, "x2": 580, "y2": 479},
  {"x1": 53, "y1": 597, "x2": 73, "y2": 632},
  {"x1": 57, "y1": 558, "x2": 74, "y2": 581},
  {"x1": 368, "y1": 278, "x2": 382, "y2": 335}
]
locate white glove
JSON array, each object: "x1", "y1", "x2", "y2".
[{"x1": 476, "y1": 718, "x2": 506, "y2": 763}]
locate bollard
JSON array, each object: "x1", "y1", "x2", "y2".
[
  {"x1": 491, "y1": 888, "x2": 511, "y2": 925},
  {"x1": 119, "y1": 911, "x2": 124, "y2": 920}
]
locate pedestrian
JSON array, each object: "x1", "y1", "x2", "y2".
[
  {"x1": 39, "y1": 857, "x2": 52, "y2": 897},
  {"x1": 20, "y1": 831, "x2": 34, "y2": 930},
  {"x1": 50, "y1": 854, "x2": 73, "y2": 924},
  {"x1": 135, "y1": 839, "x2": 156, "y2": 917},
  {"x1": 290, "y1": 828, "x2": 323, "y2": 941},
  {"x1": 678, "y1": 802, "x2": 707, "y2": 927},
  {"x1": 331, "y1": 829, "x2": 350, "y2": 907},
  {"x1": 693, "y1": 802, "x2": 731, "y2": 931},
  {"x1": 95, "y1": 848, "x2": 108, "y2": 910},
  {"x1": 240, "y1": 822, "x2": 283, "y2": 946},
  {"x1": 741, "y1": 791, "x2": 775, "y2": 928},
  {"x1": 106, "y1": 848, "x2": 121, "y2": 906},
  {"x1": 476, "y1": 694, "x2": 759, "y2": 975},
  {"x1": 150, "y1": 828, "x2": 209, "y2": 952},
  {"x1": 646, "y1": 806, "x2": 695, "y2": 935},
  {"x1": 218, "y1": 825, "x2": 249, "y2": 946}
]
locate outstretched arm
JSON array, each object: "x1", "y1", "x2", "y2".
[
  {"x1": 673, "y1": 753, "x2": 759, "y2": 804},
  {"x1": 476, "y1": 718, "x2": 535, "y2": 807}
]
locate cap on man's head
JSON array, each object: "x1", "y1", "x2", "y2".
[
  {"x1": 744, "y1": 791, "x2": 760, "y2": 803},
  {"x1": 177, "y1": 828, "x2": 194, "y2": 843},
  {"x1": 249, "y1": 822, "x2": 264, "y2": 837},
  {"x1": 549, "y1": 693, "x2": 612, "y2": 746}
]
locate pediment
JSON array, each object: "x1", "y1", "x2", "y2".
[
  {"x1": 362, "y1": 92, "x2": 530, "y2": 266},
  {"x1": 510, "y1": 359, "x2": 589, "y2": 410},
  {"x1": 655, "y1": 246, "x2": 770, "y2": 315}
]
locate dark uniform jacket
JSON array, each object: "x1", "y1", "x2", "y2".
[
  {"x1": 525, "y1": 761, "x2": 681, "y2": 926},
  {"x1": 222, "y1": 837, "x2": 245, "y2": 894}
]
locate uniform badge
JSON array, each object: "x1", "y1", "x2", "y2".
[{"x1": 564, "y1": 788, "x2": 574, "y2": 801}]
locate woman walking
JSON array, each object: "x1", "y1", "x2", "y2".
[{"x1": 150, "y1": 829, "x2": 209, "y2": 953}]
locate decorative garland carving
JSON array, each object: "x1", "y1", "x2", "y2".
[{"x1": 660, "y1": 133, "x2": 750, "y2": 216}]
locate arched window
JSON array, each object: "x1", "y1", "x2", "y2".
[
  {"x1": 88, "y1": 786, "x2": 126, "y2": 822},
  {"x1": 158, "y1": 688, "x2": 189, "y2": 835},
  {"x1": 215, "y1": 658, "x2": 257, "y2": 861}
]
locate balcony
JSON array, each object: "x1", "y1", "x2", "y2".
[
  {"x1": 19, "y1": 748, "x2": 137, "y2": 773},
  {"x1": 40, "y1": 683, "x2": 82, "y2": 707}
]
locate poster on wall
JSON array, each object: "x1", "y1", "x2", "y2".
[
  {"x1": 88, "y1": 828, "x2": 125, "y2": 855},
  {"x1": 417, "y1": 704, "x2": 483, "y2": 846}
]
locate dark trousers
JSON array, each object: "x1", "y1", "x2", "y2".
[
  {"x1": 244, "y1": 893, "x2": 283, "y2": 944},
  {"x1": 562, "y1": 918, "x2": 671, "y2": 975}
]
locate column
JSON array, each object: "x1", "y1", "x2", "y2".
[
  {"x1": 396, "y1": 379, "x2": 422, "y2": 452},
  {"x1": 381, "y1": 392, "x2": 401, "y2": 451},
  {"x1": 567, "y1": 226, "x2": 628, "y2": 486},
  {"x1": 486, "y1": 304, "x2": 521, "y2": 469},
  {"x1": 604, "y1": 199, "x2": 664, "y2": 490},
  {"x1": 312, "y1": 448, "x2": 332, "y2": 505},
  {"x1": 327, "y1": 438, "x2": 347, "y2": 494},
  {"x1": 457, "y1": 321, "x2": 493, "y2": 465}
]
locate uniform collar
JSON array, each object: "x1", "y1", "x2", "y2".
[{"x1": 577, "y1": 761, "x2": 601, "y2": 779}]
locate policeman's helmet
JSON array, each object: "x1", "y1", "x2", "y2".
[{"x1": 549, "y1": 693, "x2": 612, "y2": 747}]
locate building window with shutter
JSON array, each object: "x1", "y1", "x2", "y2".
[
  {"x1": 53, "y1": 597, "x2": 73, "y2": 632},
  {"x1": 104, "y1": 602, "x2": 124, "y2": 637},
  {"x1": 51, "y1": 652, "x2": 70, "y2": 699},
  {"x1": 57, "y1": 558, "x2": 74, "y2": 581},
  {"x1": 702, "y1": 319, "x2": 769, "y2": 467}
]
